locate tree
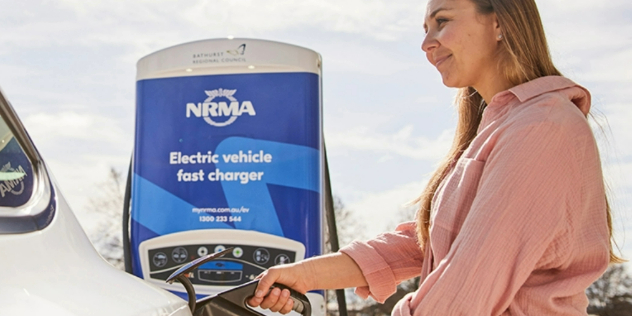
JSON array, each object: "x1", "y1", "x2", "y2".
[
  {"x1": 324, "y1": 196, "x2": 365, "y2": 252},
  {"x1": 324, "y1": 197, "x2": 421, "y2": 316},
  {"x1": 324, "y1": 196, "x2": 369, "y2": 315},
  {"x1": 87, "y1": 167, "x2": 125, "y2": 270},
  {"x1": 587, "y1": 264, "x2": 632, "y2": 316}
]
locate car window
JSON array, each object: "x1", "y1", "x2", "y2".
[{"x1": 0, "y1": 113, "x2": 34, "y2": 207}]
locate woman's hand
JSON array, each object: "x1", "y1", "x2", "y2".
[
  {"x1": 247, "y1": 262, "x2": 313, "y2": 314},
  {"x1": 247, "y1": 252, "x2": 367, "y2": 314}
]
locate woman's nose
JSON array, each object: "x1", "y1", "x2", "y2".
[{"x1": 421, "y1": 33, "x2": 438, "y2": 53}]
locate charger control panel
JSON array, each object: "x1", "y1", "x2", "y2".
[{"x1": 138, "y1": 229, "x2": 305, "y2": 295}]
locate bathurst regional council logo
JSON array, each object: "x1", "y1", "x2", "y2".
[{"x1": 185, "y1": 88, "x2": 256, "y2": 127}]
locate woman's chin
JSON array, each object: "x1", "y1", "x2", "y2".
[
  {"x1": 440, "y1": 75, "x2": 467, "y2": 89},
  {"x1": 441, "y1": 76, "x2": 459, "y2": 88}
]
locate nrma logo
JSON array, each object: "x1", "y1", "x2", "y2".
[
  {"x1": 0, "y1": 162, "x2": 26, "y2": 198},
  {"x1": 186, "y1": 88, "x2": 256, "y2": 127}
]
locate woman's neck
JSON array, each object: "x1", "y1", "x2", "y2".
[{"x1": 473, "y1": 73, "x2": 514, "y2": 104}]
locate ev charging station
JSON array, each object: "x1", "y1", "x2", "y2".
[{"x1": 127, "y1": 38, "x2": 325, "y2": 315}]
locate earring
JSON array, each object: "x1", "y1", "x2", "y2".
[{"x1": 497, "y1": 34, "x2": 503, "y2": 40}]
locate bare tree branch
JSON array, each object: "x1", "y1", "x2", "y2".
[
  {"x1": 587, "y1": 264, "x2": 632, "y2": 315},
  {"x1": 87, "y1": 166, "x2": 125, "y2": 270}
]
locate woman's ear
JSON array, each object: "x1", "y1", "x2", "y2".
[{"x1": 492, "y1": 13, "x2": 502, "y2": 41}]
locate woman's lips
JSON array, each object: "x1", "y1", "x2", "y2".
[{"x1": 435, "y1": 54, "x2": 452, "y2": 67}]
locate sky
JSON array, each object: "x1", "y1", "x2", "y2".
[{"x1": 1, "y1": 0, "x2": 631, "y2": 265}]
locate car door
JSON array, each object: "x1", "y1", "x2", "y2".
[{"x1": 0, "y1": 88, "x2": 191, "y2": 316}]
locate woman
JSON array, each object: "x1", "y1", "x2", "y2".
[{"x1": 247, "y1": 0, "x2": 623, "y2": 314}]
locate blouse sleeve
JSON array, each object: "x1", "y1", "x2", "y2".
[
  {"x1": 340, "y1": 221, "x2": 424, "y2": 303},
  {"x1": 412, "y1": 119, "x2": 593, "y2": 315}
]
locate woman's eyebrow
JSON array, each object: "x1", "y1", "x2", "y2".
[
  {"x1": 424, "y1": 7, "x2": 452, "y2": 31},
  {"x1": 429, "y1": 7, "x2": 451, "y2": 18}
]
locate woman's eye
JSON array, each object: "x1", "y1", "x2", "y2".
[{"x1": 436, "y1": 18, "x2": 448, "y2": 26}]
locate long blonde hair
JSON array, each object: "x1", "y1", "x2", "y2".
[{"x1": 415, "y1": 0, "x2": 624, "y2": 264}]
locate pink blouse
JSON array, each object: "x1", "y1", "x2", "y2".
[{"x1": 340, "y1": 76, "x2": 610, "y2": 315}]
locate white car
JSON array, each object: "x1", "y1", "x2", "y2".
[{"x1": 0, "y1": 88, "x2": 192, "y2": 316}]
